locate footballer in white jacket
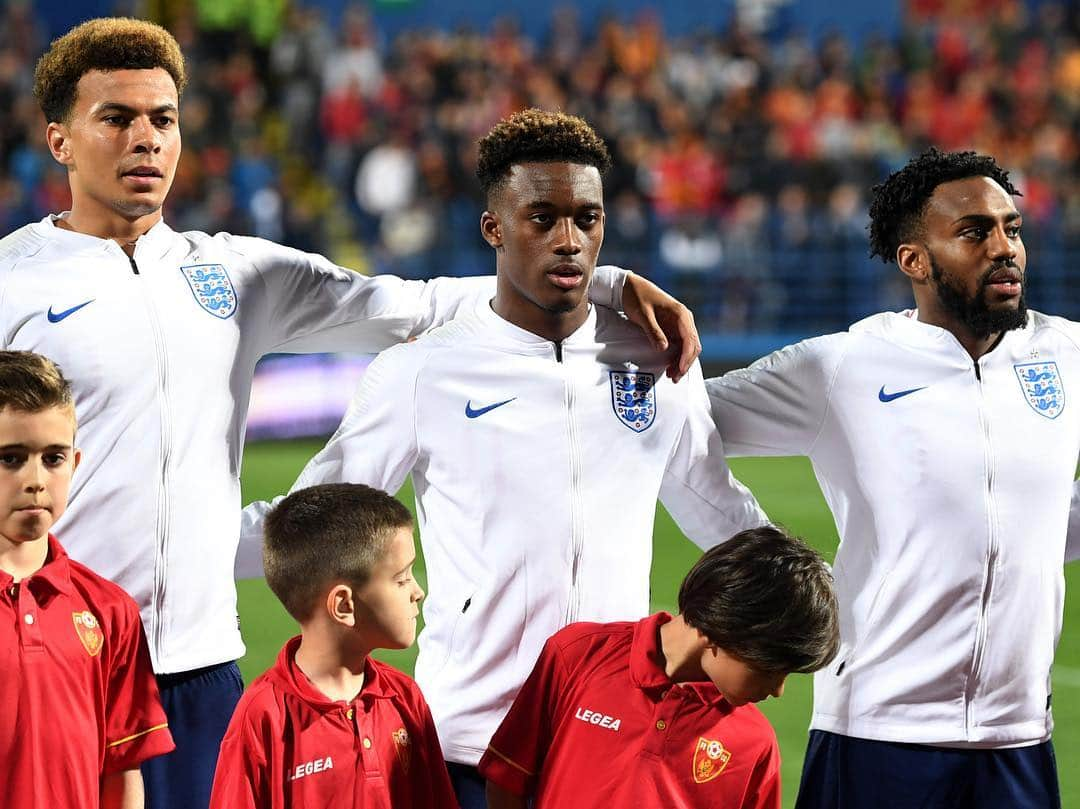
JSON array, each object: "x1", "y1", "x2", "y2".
[
  {"x1": 10, "y1": 23, "x2": 702, "y2": 809},
  {"x1": 242, "y1": 111, "x2": 767, "y2": 784},
  {"x1": 242, "y1": 303, "x2": 765, "y2": 765},
  {"x1": 709, "y1": 150, "x2": 1070, "y2": 808}
]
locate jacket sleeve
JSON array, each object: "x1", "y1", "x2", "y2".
[
  {"x1": 241, "y1": 236, "x2": 627, "y2": 355},
  {"x1": 238, "y1": 234, "x2": 491, "y2": 354},
  {"x1": 237, "y1": 343, "x2": 422, "y2": 577},
  {"x1": 705, "y1": 334, "x2": 847, "y2": 458},
  {"x1": 659, "y1": 361, "x2": 769, "y2": 549}
]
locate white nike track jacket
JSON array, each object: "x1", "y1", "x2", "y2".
[
  {"x1": 0, "y1": 214, "x2": 630, "y2": 673},
  {"x1": 241, "y1": 303, "x2": 767, "y2": 764},
  {"x1": 708, "y1": 310, "x2": 1080, "y2": 747}
]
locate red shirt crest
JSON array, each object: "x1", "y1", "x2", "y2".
[{"x1": 72, "y1": 610, "x2": 104, "y2": 656}]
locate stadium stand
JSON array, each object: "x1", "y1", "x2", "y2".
[{"x1": 3, "y1": 0, "x2": 1077, "y2": 357}]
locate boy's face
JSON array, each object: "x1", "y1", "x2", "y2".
[
  {"x1": 353, "y1": 525, "x2": 424, "y2": 650},
  {"x1": 700, "y1": 646, "x2": 787, "y2": 707},
  {"x1": 0, "y1": 406, "x2": 80, "y2": 547}
]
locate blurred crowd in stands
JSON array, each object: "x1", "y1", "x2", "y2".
[{"x1": 2, "y1": 0, "x2": 1079, "y2": 335}]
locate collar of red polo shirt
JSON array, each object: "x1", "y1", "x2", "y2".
[
  {"x1": 270, "y1": 635, "x2": 403, "y2": 709},
  {"x1": 0, "y1": 535, "x2": 74, "y2": 596},
  {"x1": 631, "y1": 612, "x2": 728, "y2": 706}
]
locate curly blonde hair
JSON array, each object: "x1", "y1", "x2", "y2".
[
  {"x1": 34, "y1": 17, "x2": 187, "y2": 123},
  {"x1": 477, "y1": 108, "x2": 612, "y2": 196}
]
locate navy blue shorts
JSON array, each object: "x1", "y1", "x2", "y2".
[
  {"x1": 447, "y1": 761, "x2": 488, "y2": 809},
  {"x1": 142, "y1": 661, "x2": 244, "y2": 809},
  {"x1": 795, "y1": 729, "x2": 1061, "y2": 809}
]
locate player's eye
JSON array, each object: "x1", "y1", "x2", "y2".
[
  {"x1": 43, "y1": 453, "x2": 66, "y2": 466},
  {"x1": 0, "y1": 454, "x2": 20, "y2": 466},
  {"x1": 530, "y1": 213, "x2": 552, "y2": 225}
]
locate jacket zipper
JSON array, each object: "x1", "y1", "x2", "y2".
[
  {"x1": 555, "y1": 340, "x2": 585, "y2": 623},
  {"x1": 965, "y1": 359, "x2": 997, "y2": 737},
  {"x1": 129, "y1": 250, "x2": 172, "y2": 665}
]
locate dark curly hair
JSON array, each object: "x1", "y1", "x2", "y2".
[
  {"x1": 34, "y1": 17, "x2": 187, "y2": 124},
  {"x1": 477, "y1": 108, "x2": 612, "y2": 197},
  {"x1": 868, "y1": 148, "x2": 1021, "y2": 264}
]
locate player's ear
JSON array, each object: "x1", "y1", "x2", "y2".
[
  {"x1": 46, "y1": 122, "x2": 74, "y2": 166},
  {"x1": 72, "y1": 448, "x2": 82, "y2": 473},
  {"x1": 480, "y1": 211, "x2": 502, "y2": 248},
  {"x1": 327, "y1": 583, "x2": 357, "y2": 627},
  {"x1": 896, "y1": 242, "x2": 930, "y2": 284}
]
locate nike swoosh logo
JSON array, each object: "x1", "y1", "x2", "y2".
[
  {"x1": 878, "y1": 385, "x2": 927, "y2": 403},
  {"x1": 465, "y1": 398, "x2": 516, "y2": 418},
  {"x1": 47, "y1": 299, "x2": 95, "y2": 323}
]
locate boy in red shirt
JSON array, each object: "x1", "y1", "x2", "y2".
[
  {"x1": 0, "y1": 350, "x2": 174, "y2": 808},
  {"x1": 480, "y1": 526, "x2": 840, "y2": 809},
  {"x1": 210, "y1": 483, "x2": 458, "y2": 808}
]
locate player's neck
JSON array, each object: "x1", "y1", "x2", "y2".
[
  {"x1": 658, "y1": 615, "x2": 708, "y2": 683},
  {"x1": 0, "y1": 534, "x2": 49, "y2": 583},
  {"x1": 490, "y1": 294, "x2": 590, "y2": 344},
  {"x1": 56, "y1": 205, "x2": 162, "y2": 256},
  {"x1": 294, "y1": 628, "x2": 369, "y2": 702}
]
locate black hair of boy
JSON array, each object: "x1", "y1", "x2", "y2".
[
  {"x1": 263, "y1": 483, "x2": 413, "y2": 622},
  {"x1": 0, "y1": 350, "x2": 74, "y2": 415},
  {"x1": 476, "y1": 108, "x2": 613, "y2": 198},
  {"x1": 679, "y1": 525, "x2": 840, "y2": 674}
]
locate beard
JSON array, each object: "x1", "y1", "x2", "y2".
[{"x1": 929, "y1": 253, "x2": 1028, "y2": 340}]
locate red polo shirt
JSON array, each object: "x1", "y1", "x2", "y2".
[
  {"x1": 210, "y1": 636, "x2": 459, "y2": 809},
  {"x1": 479, "y1": 613, "x2": 781, "y2": 809},
  {"x1": 0, "y1": 535, "x2": 174, "y2": 808}
]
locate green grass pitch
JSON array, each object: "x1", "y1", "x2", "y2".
[{"x1": 238, "y1": 439, "x2": 1080, "y2": 808}]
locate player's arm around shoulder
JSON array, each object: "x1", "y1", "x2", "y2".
[
  {"x1": 658, "y1": 359, "x2": 769, "y2": 545},
  {"x1": 706, "y1": 332, "x2": 851, "y2": 457},
  {"x1": 220, "y1": 231, "x2": 492, "y2": 354}
]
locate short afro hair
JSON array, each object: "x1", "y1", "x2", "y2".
[
  {"x1": 868, "y1": 148, "x2": 1021, "y2": 264},
  {"x1": 34, "y1": 17, "x2": 187, "y2": 124},
  {"x1": 476, "y1": 108, "x2": 612, "y2": 197}
]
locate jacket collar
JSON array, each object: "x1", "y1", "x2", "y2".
[
  {"x1": 476, "y1": 298, "x2": 597, "y2": 348},
  {"x1": 36, "y1": 213, "x2": 176, "y2": 260}
]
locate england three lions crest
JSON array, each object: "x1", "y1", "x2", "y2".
[
  {"x1": 1015, "y1": 361, "x2": 1064, "y2": 419},
  {"x1": 610, "y1": 371, "x2": 656, "y2": 432},
  {"x1": 180, "y1": 264, "x2": 237, "y2": 319}
]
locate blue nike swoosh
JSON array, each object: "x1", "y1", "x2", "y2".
[
  {"x1": 465, "y1": 398, "x2": 517, "y2": 418},
  {"x1": 47, "y1": 299, "x2": 95, "y2": 323},
  {"x1": 878, "y1": 385, "x2": 927, "y2": 403}
]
